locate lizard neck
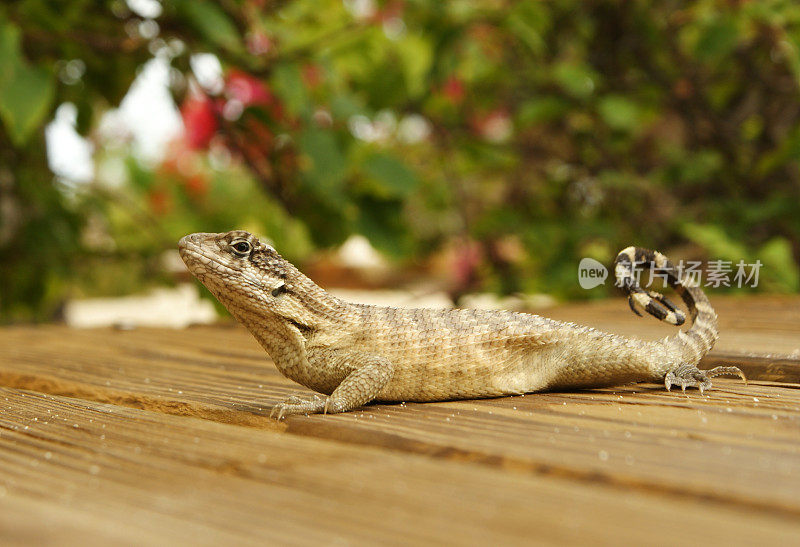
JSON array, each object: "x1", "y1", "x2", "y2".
[
  {"x1": 237, "y1": 311, "x2": 308, "y2": 366},
  {"x1": 231, "y1": 276, "x2": 354, "y2": 364}
]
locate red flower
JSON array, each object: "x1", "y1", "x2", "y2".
[
  {"x1": 302, "y1": 63, "x2": 323, "y2": 89},
  {"x1": 246, "y1": 31, "x2": 272, "y2": 56},
  {"x1": 183, "y1": 174, "x2": 208, "y2": 199},
  {"x1": 470, "y1": 109, "x2": 512, "y2": 143},
  {"x1": 442, "y1": 76, "x2": 465, "y2": 103},
  {"x1": 452, "y1": 240, "x2": 483, "y2": 288},
  {"x1": 371, "y1": 0, "x2": 405, "y2": 22},
  {"x1": 147, "y1": 188, "x2": 172, "y2": 215},
  {"x1": 226, "y1": 69, "x2": 275, "y2": 107},
  {"x1": 181, "y1": 93, "x2": 218, "y2": 150}
]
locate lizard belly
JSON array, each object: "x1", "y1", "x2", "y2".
[
  {"x1": 347, "y1": 306, "x2": 568, "y2": 402},
  {"x1": 374, "y1": 343, "x2": 558, "y2": 402}
]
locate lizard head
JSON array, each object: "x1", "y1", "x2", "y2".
[{"x1": 178, "y1": 231, "x2": 321, "y2": 327}]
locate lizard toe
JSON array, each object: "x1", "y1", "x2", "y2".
[
  {"x1": 706, "y1": 365, "x2": 747, "y2": 384},
  {"x1": 664, "y1": 364, "x2": 710, "y2": 395},
  {"x1": 270, "y1": 394, "x2": 327, "y2": 419}
]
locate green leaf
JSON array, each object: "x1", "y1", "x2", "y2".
[
  {"x1": 758, "y1": 238, "x2": 800, "y2": 292},
  {"x1": 597, "y1": 95, "x2": 641, "y2": 132},
  {"x1": 517, "y1": 96, "x2": 567, "y2": 126},
  {"x1": 506, "y1": 3, "x2": 550, "y2": 56},
  {"x1": 176, "y1": 0, "x2": 241, "y2": 52},
  {"x1": 694, "y1": 17, "x2": 739, "y2": 62},
  {"x1": 298, "y1": 128, "x2": 347, "y2": 202},
  {"x1": 330, "y1": 94, "x2": 363, "y2": 121},
  {"x1": 681, "y1": 223, "x2": 747, "y2": 262},
  {"x1": 271, "y1": 63, "x2": 309, "y2": 117},
  {"x1": 396, "y1": 34, "x2": 433, "y2": 99},
  {"x1": 0, "y1": 22, "x2": 54, "y2": 146},
  {"x1": 665, "y1": 149, "x2": 724, "y2": 185},
  {"x1": 553, "y1": 63, "x2": 597, "y2": 99},
  {"x1": 355, "y1": 196, "x2": 408, "y2": 257},
  {"x1": 0, "y1": 21, "x2": 20, "y2": 84},
  {"x1": 362, "y1": 153, "x2": 418, "y2": 197}
]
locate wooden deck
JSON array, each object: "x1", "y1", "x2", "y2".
[{"x1": 1, "y1": 295, "x2": 799, "y2": 545}]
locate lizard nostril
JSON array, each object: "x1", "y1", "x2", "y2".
[{"x1": 179, "y1": 233, "x2": 206, "y2": 249}]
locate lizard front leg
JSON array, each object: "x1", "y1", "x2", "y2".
[{"x1": 271, "y1": 351, "x2": 395, "y2": 419}]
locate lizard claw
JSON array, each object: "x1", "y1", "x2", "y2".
[
  {"x1": 269, "y1": 405, "x2": 286, "y2": 420},
  {"x1": 664, "y1": 364, "x2": 745, "y2": 395}
]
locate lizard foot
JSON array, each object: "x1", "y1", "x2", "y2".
[
  {"x1": 664, "y1": 364, "x2": 747, "y2": 395},
  {"x1": 270, "y1": 394, "x2": 326, "y2": 420}
]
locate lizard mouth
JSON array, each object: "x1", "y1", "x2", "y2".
[{"x1": 178, "y1": 240, "x2": 239, "y2": 279}]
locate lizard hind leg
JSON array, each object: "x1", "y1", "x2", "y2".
[{"x1": 664, "y1": 363, "x2": 747, "y2": 395}]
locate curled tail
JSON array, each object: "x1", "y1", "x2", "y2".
[
  {"x1": 614, "y1": 246, "x2": 718, "y2": 366},
  {"x1": 613, "y1": 247, "x2": 745, "y2": 391}
]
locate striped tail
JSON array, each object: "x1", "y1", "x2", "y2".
[{"x1": 613, "y1": 246, "x2": 718, "y2": 367}]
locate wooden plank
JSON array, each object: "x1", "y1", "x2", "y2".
[
  {"x1": 2, "y1": 388, "x2": 800, "y2": 544},
  {"x1": 1, "y1": 322, "x2": 799, "y2": 515},
  {"x1": 288, "y1": 382, "x2": 800, "y2": 515},
  {"x1": 0, "y1": 325, "x2": 285, "y2": 427},
  {"x1": 1, "y1": 295, "x2": 799, "y2": 543}
]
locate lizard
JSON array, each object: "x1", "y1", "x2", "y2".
[{"x1": 178, "y1": 230, "x2": 745, "y2": 418}]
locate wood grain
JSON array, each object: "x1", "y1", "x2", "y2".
[
  {"x1": 1, "y1": 295, "x2": 799, "y2": 544},
  {"x1": 2, "y1": 389, "x2": 800, "y2": 545}
]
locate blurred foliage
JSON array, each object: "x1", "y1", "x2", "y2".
[{"x1": 2, "y1": 0, "x2": 800, "y2": 321}]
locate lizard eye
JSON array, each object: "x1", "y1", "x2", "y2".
[{"x1": 231, "y1": 240, "x2": 251, "y2": 256}]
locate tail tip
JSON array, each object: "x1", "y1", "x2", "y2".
[
  {"x1": 628, "y1": 289, "x2": 686, "y2": 325},
  {"x1": 666, "y1": 309, "x2": 686, "y2": 326}
]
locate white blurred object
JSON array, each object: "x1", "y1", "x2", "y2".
[
  {"x1": 117, "y1": 58, "x2": 183, "y2": 163},
  {"x1": 480, "y1": 112, "x2": 513, "y2": 143},
  {"x1": 397, "y1": 114, "x2": 432, "y2": 144},
  {"x1": 127, "y1": 0, "x2": 162, "y2": 18},
  {"x1": 45, "y1": 103, "x2": 94, "y2": 183},
  {"x1": 64, "y1": 284, "x2": 218, "y2": 329},
  {"x1": 336, "y1": 235, "x2": 387, "y2": 271},
  {"x1": 190, "y1": 53, "x2": 224, "y2": 94},
  {"x1": 344, "y1": 0, "x2": 377, "y2": 20}
]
